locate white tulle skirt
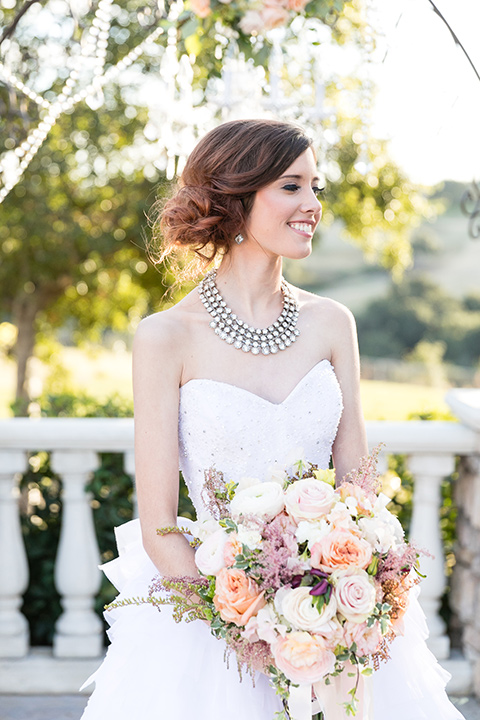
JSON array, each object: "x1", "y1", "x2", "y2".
[{"x1": 80, "y1": 519, "x2": 464, "y2": 720}]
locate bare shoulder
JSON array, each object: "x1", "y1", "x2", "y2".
[
  {"x1": 134, "y1": 289, "x2": 200, "y2": 351},
  {"x1": 296, "y1": 286, "x2": 356, "y2": 331},
  {"x1": 133, "y1": 290, "x2": 202, "y2": 387}
]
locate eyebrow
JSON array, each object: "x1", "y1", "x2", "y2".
[{"x1": 278, "y1": 174, "x2": 321, "y2": 182}]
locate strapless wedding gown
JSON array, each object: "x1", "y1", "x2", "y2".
[{"x1": 80, "y1": 359, "x2": 464, "y2": 720}]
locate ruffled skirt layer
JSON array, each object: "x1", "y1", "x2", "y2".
[{"x1": 80, "y1": 519, "x2": 464, "y2": 720}]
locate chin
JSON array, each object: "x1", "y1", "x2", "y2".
[{"x1": 284, "y1": 243, "x2": 312, "y2": 261}]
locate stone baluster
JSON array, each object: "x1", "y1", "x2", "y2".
[
  {"x1": 124, "y1": 450, "x2": 137, "y2": 518},
  {"x1": 0, "y1": 450, "x2": 29, "y2": 658},
  {"x1": 51, "y1": 450, "x2": 103, "y2": 657},
  {"x1": 409, "y1": 453, "x2": 456, "y2": 660}
]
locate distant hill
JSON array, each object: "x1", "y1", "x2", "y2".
[{"x1": 431, "y1": 180, "x2": 470, "y2": 214}]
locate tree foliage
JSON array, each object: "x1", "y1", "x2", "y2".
[{"x1": 357, "y1": 276, "x2": 480, "y2": 366}]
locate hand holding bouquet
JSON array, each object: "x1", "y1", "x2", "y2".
[{"x1": 108, "y1": 449, "x2": 421, "y2": 720}]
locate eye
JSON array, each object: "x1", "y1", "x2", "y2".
[
  {"x1": 282, "y1": 184, "x2": 300, "y2": 192},
  {"x1": 312, "y1": 186, "x2": 325, "y2": 196}
]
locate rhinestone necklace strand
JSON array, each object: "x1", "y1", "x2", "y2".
[{"x1": 198, "y1": 269, "x2": 300, "y2": 355}]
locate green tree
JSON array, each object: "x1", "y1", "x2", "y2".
[{"x1": 0, "y1": 92, "x2": 174, "y2": 413}]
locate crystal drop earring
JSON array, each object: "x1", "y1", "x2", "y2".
[{"x1": 234, "y1": 233, "x2": 245, "y2": 245}]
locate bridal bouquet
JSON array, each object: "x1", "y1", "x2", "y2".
[{"x1": 110, "y1": 449, "x2": 421, "y2": 720}]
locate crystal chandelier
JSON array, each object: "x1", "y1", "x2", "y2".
[{"x1": 0, "y1": 0, "x2": 372, "y2": 201}]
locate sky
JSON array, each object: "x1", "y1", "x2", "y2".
[{"x1": 370, "y1": 0, "x2": 480, "y2": 185}]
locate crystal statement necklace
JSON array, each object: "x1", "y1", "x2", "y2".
[{"x1": 198, "y1": 269, "x2": 300, "y2": 355}]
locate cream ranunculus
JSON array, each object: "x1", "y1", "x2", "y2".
[
  {"x1": 279, "y1": 586, "x2": 337, "y2": 633},
  {"x1": 194, "y1": 529, "x2": 228, "y2": 576},
  {"x1": 284, "y1": 478, "x2": 335, "y2": 523},
  {"x1": 230, "y1": 481, "x2": 285, "y2": 521},
  {"x1": 332, "y1": 568, "x2": 376, "y2": 623}
]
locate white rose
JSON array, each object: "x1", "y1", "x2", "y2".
[
  {"x1": 295, "y1": 519, "x2": 330, "y2": 549},
  {"x1": 194, "y1": 529, "x2": 228, "y2": 576},
  {"x1": 190, "y1": 513, "x2": 221, "y2": 541},
  {"x1": 359, "y1": 509, "x2": 404, "y2": 553},
  {"x1": 237, "y1": 526, "x2": 262, "y2": 550},
  {"x1": 279, "y1": 586, "x2": 337, "y2": 633},
  {"x1": 285, "y1": 478, "x2": 335, "y2": 523},
  {"x1": 332, "y1": 568, "x2": 376, "y2": 623},
  {"x1": 230, "y1": 481, "x2": 285, "y2": 521}
]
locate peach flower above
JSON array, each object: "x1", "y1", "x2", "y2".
[
  {"x1": 214, "y1": 567, "x2": 266, "y2": 626},
  {"x1": 310, "y1": 527, "x2": 372, "y2": 573}
]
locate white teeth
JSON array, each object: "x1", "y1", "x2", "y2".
[{"x1": 289, "y1": 223, "x2": 312, "y2": 233}]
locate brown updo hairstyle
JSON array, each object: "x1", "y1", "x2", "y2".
[{"x1": 150, "y1": 118, "x2": 313, "y2": 279}]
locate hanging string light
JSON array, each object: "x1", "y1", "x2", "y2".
[{"x1": 0, "y1": 0, "x2": 163, "y2": 204}]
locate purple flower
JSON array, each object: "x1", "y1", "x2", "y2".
[{"x1": 309, "y1": 579, "x2": 329, "y2": 596}]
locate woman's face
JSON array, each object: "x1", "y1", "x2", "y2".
[{"x1": 245, "y1": 147, "x2": 322, "y2": 260}]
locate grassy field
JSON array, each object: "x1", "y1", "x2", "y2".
[{"x1": 0, "y1": 347, "x2": 451, "y2": 420}]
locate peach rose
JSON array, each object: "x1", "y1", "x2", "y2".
[
  {"x1": 287, "y1": 0, "x2": 308, "y2": 10},
  {"x1": 189, "y1": 0, "x2": 211, "y2": 17},
  {"x1": 274, "y1": 631, "x2": 336, "y2": 684},
  {"x1": 239, "y1": 9, "x2": 264, "y2": 34},
  {"x1": 223, "y1": 535, "x2": 242, "y2": 567},
  {"x1": 343, "y1": 620, "x2": 383, "y2": 656},
  {"x1": 310, "y1": 528, "x2": 372, "y2": 573},
  {"x1": 213, "y1": 568, "x2": 266, "y2": 626},
  {"x1": 261, "y1": 0, "x2": 290, "y2": 30}
]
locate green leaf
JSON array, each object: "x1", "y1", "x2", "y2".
[{"x1": 180, "y1": 16, "x2": 199, "y2": 39}]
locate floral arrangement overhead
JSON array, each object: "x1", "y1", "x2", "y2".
[
  {"x1": 108, "y1": 448, "x2": 422, "y2": 720},
  {"x1": 187, "y1": 0, "x2": 348, "y2": 34}
]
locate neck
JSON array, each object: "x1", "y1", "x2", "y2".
[{"x1": 215, "y1": 249, "x2": 284, "y2": 327}]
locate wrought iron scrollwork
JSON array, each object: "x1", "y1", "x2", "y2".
[{"x1": 461, "y1": 180, "x2": 480, "y2": 239}]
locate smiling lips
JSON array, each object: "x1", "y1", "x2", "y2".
[{"x1": 288, "y1": 221, "x2": 315, "y2": 235}]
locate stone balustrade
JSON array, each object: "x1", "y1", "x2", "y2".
[{"x1": 0, "y1": 400, "x2": 478, "y2": 694}]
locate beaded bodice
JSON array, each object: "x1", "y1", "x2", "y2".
[{"x1": 178, "y1": 359, "x2": 343, "y2": 515}]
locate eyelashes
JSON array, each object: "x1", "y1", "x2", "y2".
[{"x1": 282, "y1": 184, "x2": 325, "y2": 196}]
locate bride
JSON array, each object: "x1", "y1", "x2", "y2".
[{"x1": 80, "y1": 119, "x2": 464, "y2": 719}]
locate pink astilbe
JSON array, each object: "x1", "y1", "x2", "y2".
[
  {"x1": 147, "y1": 574, "x2": 211, "y2": 623},
  {"x1": 376, "y1": 543, "x2": 420, "y2": 585},
  {"x1": 201, "y1": 468, "x2": 231, "y2": 520},
  {"x1": 224, "y1": 631, "x2": 274, "y2": 677},
  {"x1": 257, "y1": 513, "x2": 300, "y2": 592},
  {"x1": 339, "y1": 444, "x2": 383, "y2": 501}
]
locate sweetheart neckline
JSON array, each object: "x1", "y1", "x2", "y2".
[{"x1": 179, "y1": 358, "x2": 336, "y2": 407}]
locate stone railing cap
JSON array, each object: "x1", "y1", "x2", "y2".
[{"x1": 445, "y1": 388, "x2": 480, "y2": 432}]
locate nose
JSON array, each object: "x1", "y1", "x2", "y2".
[{"x1": 300, "y1": 188, "x2": 322, "y2": 218}]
